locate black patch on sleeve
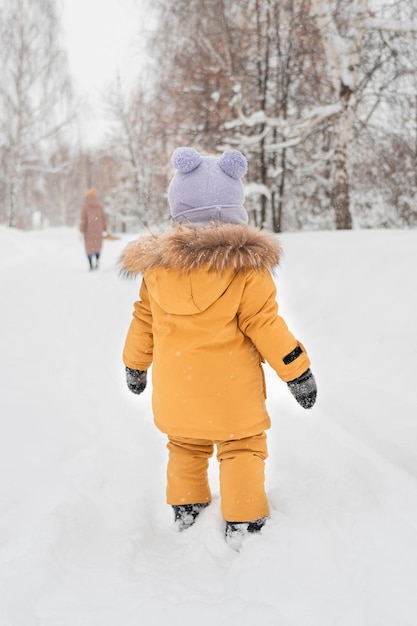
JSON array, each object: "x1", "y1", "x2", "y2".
[{"x1": 283, "y1": 345, "x2": 303, "y2": 365}]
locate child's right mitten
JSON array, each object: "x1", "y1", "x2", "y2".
[
  {"x1": 287, "y1": 368, "x2": 317, "y2": 409},
  {"x1": 125, "y1": 367, "x2": 147, "y2": 395}
]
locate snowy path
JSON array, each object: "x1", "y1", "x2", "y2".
[{"x1": 1, "y1": 226, "x2": 416, "y2": 625}]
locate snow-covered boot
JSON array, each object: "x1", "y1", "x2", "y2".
[
  {"x1": 172, "y1": 502, "x2": 210, "y2": 531},
  {"x1": 225, "y1": 516, "x2": 269, "y2": 551}
]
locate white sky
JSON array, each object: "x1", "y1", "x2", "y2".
[{"x1": 59, "y1": 0, "x2": 151, "y2": 146}]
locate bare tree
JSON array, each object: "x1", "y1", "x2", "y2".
[
  {"x1": 227, "y1": 0, "x2": 417, "y2": 229},
  {"x1": 147, "y1": 0, "x2": 333, "y2": 231},
  {"x1": 310, "y1": 0, "x2": 417, "y2": 228},
  {"x1": 104, "y1": 78, "x2": 169, "y2": 230},
  {"x1": 0, "y1": 0, "x2": 74, "y2": 227},
  {"x1": 226, "y1": 0, "x2": 332, "y2": 231},
  {"x1": 106, "y1": 0, "x2": 417, "y2": 231}
]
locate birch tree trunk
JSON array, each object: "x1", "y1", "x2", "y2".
[
  {"x1": 331, "y1": 96, "x2": 354, "y2": 230},
  {"x1": 310, "y1": 0, "x2": 368, "y2": 229}
]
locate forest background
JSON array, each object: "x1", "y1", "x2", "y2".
[{"x1": 1, "y1": 0, "x2": 417, "y2": 234}]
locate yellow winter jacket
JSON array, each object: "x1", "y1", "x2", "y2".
[{"x1": 121, "y1": 224, "x2": 310, "y2": 440}]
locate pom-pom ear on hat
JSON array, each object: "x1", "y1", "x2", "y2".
[
  {"x1": 172, "y1": 147, "x2": 202, "y2": 173},
  {"x1": 219, "y1": 150, "x2": 248, "y2": 179}
]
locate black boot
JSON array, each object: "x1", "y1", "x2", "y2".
[
  {"x1": 172, "y1": 502, "x2": 210, "y2": 531},
  {"x1": 225, "y1": 516, "x2": 269, "y2": 550}
]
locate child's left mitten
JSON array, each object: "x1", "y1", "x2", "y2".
[
  {"x1": 125, "y1": 367, "x2": 147, "y2": 395},
  {"x1": 287, "y1": 368, "x2": 317, "y2": 409}
]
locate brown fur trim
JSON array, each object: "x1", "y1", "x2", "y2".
[{"x1": 119, "y1": 224, "x2": 281, "y2": 277}]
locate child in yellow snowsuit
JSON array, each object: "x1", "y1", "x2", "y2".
[{"x1": 121, "y1": 148, "x2": 317, "y2": 545}]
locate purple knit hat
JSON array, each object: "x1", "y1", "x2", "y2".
[{"x1": 168, "y1": 147, "x2": 249, "y2": 226}]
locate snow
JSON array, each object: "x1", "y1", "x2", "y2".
[{"x1": 1, "y1": 225, "x2": 417, "y2": 625}]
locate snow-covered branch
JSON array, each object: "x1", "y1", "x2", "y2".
[
  {"x1": 244, "y1": 183, "x2": 272, "y2": 201},
  {"x1": 226, "y1": 101, "x2": 342, "y2": 149},
  {"x1": 364, "y1": 18, "x2": 417, "y2": 33},
  {"x1": 20, "y1": 161, "x2": 71, "y2": 174}
]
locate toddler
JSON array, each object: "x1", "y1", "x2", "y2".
[{"x1": 120, "y1": 148, "x2": 317, "y2": 547}]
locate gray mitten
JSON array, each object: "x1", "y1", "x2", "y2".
[
  {"x1": 287, "y1": 368, "x2": 317, "y2": 409},
  {"x1": 126, "y1": 367, "x2": 147, "y2": 395}
]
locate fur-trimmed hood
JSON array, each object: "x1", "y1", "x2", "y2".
[{"x1": 120, "y1": 223, "x2": 281, "y2": 277}]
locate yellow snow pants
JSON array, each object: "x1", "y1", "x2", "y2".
[{"x1": 166, "y1": 432, "x2": 269, "y2": 522}]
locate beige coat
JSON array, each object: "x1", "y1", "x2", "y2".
[
  {"x1": 121, "y1": 224, "x2": 311, "y2": 440},
  {"x1": 80, "y1": 195, "x2": 107, "y2": 255}
]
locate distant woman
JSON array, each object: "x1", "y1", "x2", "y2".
[{"x1": 79, "y1": 188, "x2": 108, "y2": 270}]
